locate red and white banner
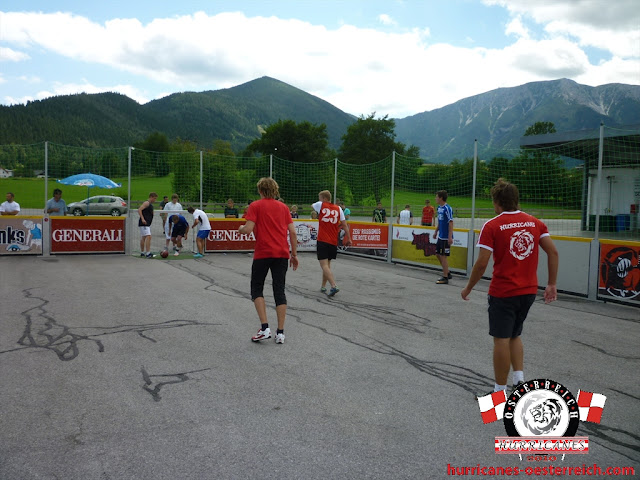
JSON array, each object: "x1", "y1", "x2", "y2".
[
  {"x1": 348, "y1": 222, "x2": 388, "y2": 249},
  {"x1": 494, "y1": 437, "x2": 589, "y2": 454},
  {"x1": 206, "y1": 219, "x2": 255, "y2": 252},
  {"x1": 203, "y1": 219, "x2": 388, "y2": 255},
  {"x1": 51, "y1": 217, "x2": 125, "y2": 253}
]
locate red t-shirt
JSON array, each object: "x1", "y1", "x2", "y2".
[
  {"x1": 245, "y1": 198, "x2": 293, "y2": 260},
  {"x1": 477, "y1": 211, "x2": 550, "y2": 298},
  {"x1": 422, "y1": 205, "x2": 435, "y2": 224},
  {"x1": 313, "y1": 201, "x2": 344, "y2": 246}
]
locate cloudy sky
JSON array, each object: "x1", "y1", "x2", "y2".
[{"x1": 1, "y1": 0, "x2": 638, "y2": 118}]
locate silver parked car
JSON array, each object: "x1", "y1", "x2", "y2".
[{"x1": 68, "y1": 196, "x2": 128, "y2": 216}]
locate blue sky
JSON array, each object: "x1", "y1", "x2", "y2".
[{"x1": 1, "y1": 0, "x2": 638, "y2": 118}]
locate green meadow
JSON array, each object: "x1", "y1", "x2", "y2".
[
  {"x1": 0, "y1": 175, "x2": 173, "y2": 208},
  {"x1": 1, "y1": 175, "x2": 580, "y2": 219}
]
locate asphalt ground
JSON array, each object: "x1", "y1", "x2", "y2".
[{"x1": 1, "y1": 252, "x2": 638, "y2": 479}]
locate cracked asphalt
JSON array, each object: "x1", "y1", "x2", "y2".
[{"x1": 1, "y1": 253, "x2": 638, "y2": 479}]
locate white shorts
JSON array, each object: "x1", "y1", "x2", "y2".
[
  {"x1": 164, "y1": 222, "x2": 171, "y2": 240},
  {"x1": 139, "y1": 226, "x2": 151, "y2": 237}
]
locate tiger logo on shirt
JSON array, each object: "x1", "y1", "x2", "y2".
[{"x1": 509, "y1": 229, "x2": 535, "y2": 260}]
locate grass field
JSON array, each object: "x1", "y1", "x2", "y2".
[
  {"x1": 0, "y1": 175, "x2": 172, "y2": 208},
  {"x1": 375, "y1": 191, "x2": 581, "y2": 219},
  {"x1": 0, "y1": 176, "x2": 580, "y2": 219}
]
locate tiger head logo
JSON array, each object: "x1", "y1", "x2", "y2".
[
  {"x1": 521, "y1": 397, "x2": 564, "y2": 435},
  {"x1": 509, "y1": 229, "x2": 535, "y2": 260}
]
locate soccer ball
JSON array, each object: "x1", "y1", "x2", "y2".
[{"x1": 160, "y1": 250, "x2": 169, "y2": 258}]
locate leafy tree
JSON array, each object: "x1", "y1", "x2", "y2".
[
  {"x1": 339, "y1": 113, "x2": 398, "y2": 165},
  {"x1": 133, "y1": 132, "x2": 171, "y2": 176},
  {"x1": 524, "y1": 121, "x2": 556, "y2": 136},
  {"x1": 245, "y1": 119, "x2": 332, "y2": 163}
]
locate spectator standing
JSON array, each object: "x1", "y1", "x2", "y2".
[
  {"x1": 311, "y1": 190, "x2": 351, "y2": 297},
  {"x1": 421, "y1": 199, "x2": 435, "y2": 226},
  {"x1": 159, "y1": 195, "x2": 169, "y2": 226},
  {"x1": 290, "y1": 205, "x2": 299, "y2": 218},
  {"x1": 432, "y1": 191, "x2": 454, "y2": 284},
  {"x1": 372, "y1": 202, "x2": 386, "y2": 223},
  {"x1": 224, "y1": 198, "x2": 239, "y2": 218},
  {"x1": 238, "y1": 178, "x2": 299, "y2": 344},
  {"x1": 339, "y1": 202, "x2": 351, "y2": 221},
  {"x1": 397, "y1": 204, "x2": 413, "y2": 225},
  {"x1": 461, "y1": 179, "x2": 558, "y2": 393},
  {"x1": 45, "y1": 189, "x2": 66, "y2": 216},
  {"x1": 1, "y1": 192, "x2": 20, "y2": 216},
  {"x1": 138, "y1": 192, "x2": 158, "y2": 258}
]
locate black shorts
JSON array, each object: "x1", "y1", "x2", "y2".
[
  {"x1": 251, "y1": 257, "x2": 288, "y2": 306},
  {"x1": 488, "y1": 294, "x2": 536, "y2": 338},
  {"x1": 317, "y1": 241, "x2": 338, "y2": 261},
  {"x1": 172, "y1": 227, "x2": 187, "y2": 238},
  {"x1": 421, "y1": 221, "x2": 432, "y2": 226},
  {"x1": 435, "y1": 238, "x2": 450, "y2": 256}
]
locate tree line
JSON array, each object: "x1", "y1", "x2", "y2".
[{"x1": 0, "y1": 118, "x2": 582, "y2": 208}]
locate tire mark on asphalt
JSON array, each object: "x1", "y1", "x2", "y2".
[
  {"x1": 578, "y1": 422, "x2": 640, "y2": 461},
  {"x1": 141, "y1": 366, "x2": 211, "y2": 402},
  {"x1": 290, "y1": 312, "x2": 489, "y2": 394},
  {"x1": 572, "y1": 340, "x2": 640, "y2": 360},
  {"x1": 291, "y1": 312, "x2": 640, "y2": 461}
]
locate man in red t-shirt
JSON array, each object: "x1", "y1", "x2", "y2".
[
  {"x1": 311, "y1": 190, "x2": 351, "y2": 297},
  {"x1": 461, "y1": 179, "x2": 558, "y2": 394},
  {"x1": 239, "y1": 178, "x2": 299, "y2": 344},
  {"x1": 421, "y1": 199, "x2": 435, "y2": 226}
]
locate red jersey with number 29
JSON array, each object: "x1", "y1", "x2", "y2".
[
  {"x1": 313, "y1": 201, "x2": 344, "y2": 246},
  {"x1": 477, "y1": 210, "x2": 550, "y2": 298}
]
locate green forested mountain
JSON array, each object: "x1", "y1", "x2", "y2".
[
  {"x1": 0, "y1": 77, "x2": 355, "y2": 151},
  {"x1": 0, "y1": 77, "x2": 638, "y2": 163},
  {"x1": 0, "y1": 92, "x2": 155, "y2": 147}
]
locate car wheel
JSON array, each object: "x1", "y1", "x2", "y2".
[
  {"x1": 73, "y1": 208, "x2": 84, "y2": 216},
  {"x1": 110, "y1": 208, "x2": 121, "y2": 216}
]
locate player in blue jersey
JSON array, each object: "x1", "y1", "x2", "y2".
[{"x1": 432, "y1": 190, "x2": 454, "y2": 284}]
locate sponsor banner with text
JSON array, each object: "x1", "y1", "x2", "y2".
[
  {"x1": 206, "y1": 219, "x2": 255, "y2": 251},
  {"x1": 0, "y1": 216, "x2": 43, "y2": 255},
  {"x1": 340, "y1": 221, "x2": 389, "y2": 259},
  {"x1": 391, "y1": 225, "x2": 468, "y2": 271},
  {"x1": 51, "y1": 217, "x2": 125, "y2": 253}
]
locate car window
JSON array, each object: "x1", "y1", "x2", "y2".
[{"x1": 89, "y1": 198, "x2": 100, "y2": 204}]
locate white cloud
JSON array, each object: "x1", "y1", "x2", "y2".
[
  {"x1": 5, "y1": 95, "x2": 33, "y2": 105},
  {"x1": 378, "y1": 14, "x2": 397, "y2": 26},
  {"x1": 0, "y1": 8, "x2": 637, "y2": 117},
  {"x1": 18, "y1": 75, "x2": 41, "y2": 84},
  {"x1": 0, "y1": 46, "x2": 30, "y2": 62},
  {"x1": 483, "y1": 0, "x2": 640, "y2": 58},
  {"x1": 21, "y1": 81, "x2": 150, "y2": 105},
  {"x1": 505, "y1": 17, "x2": 529, "y2": 39}
]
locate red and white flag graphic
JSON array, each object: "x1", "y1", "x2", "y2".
[
  {"x1": 576, "y1": 390, "x2": 607, "y2": 423},
  {"x1": 478, "y1": 390, "x2": 507, "y2": 424}
]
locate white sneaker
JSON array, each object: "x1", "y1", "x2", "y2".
[
  {"x1": 174, "y1": 249, "x2": 180, "y2": 256},
  {"x1": 251, "y1": 328, "x2": 271, "y2": 342},
  {"x1": 275, "y1": 333, "x2": 285, "y2": 344}
]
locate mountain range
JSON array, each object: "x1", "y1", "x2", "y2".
[{"x1": 0, "y1": 76, "x2": 638, "y2": 163}]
